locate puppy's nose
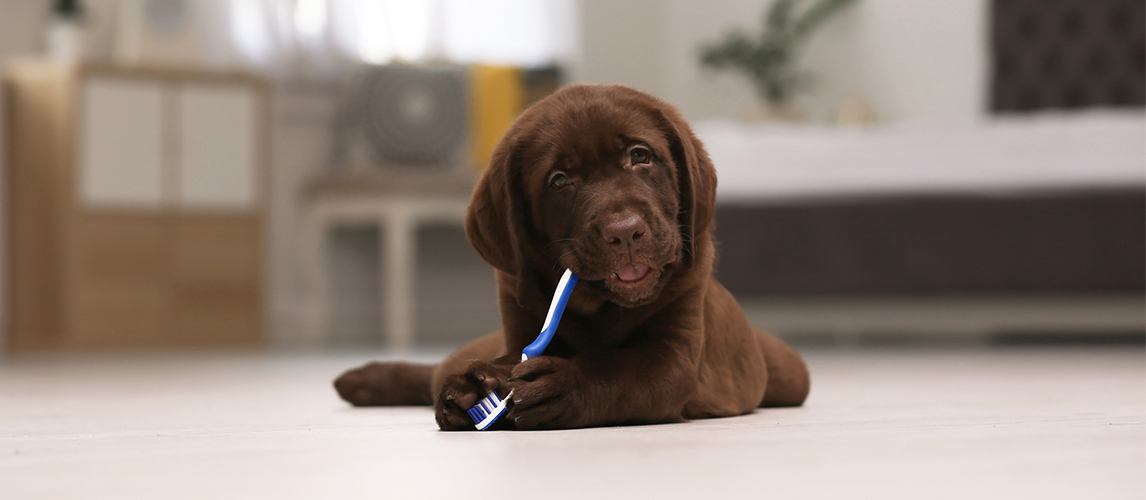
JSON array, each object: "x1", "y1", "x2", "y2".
[{"x1": 602, "y1": 214, "x2": 649, "y2": 253}]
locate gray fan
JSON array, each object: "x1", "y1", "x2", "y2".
[{"x1": 359, "y1": 65, "x2": 469, "y2": 167}]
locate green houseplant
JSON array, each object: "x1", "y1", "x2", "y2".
[
  {"x1": 700, "y1": 0, "x2": 856, "y2": 119},
  {"x1": 52, "y1": 0, "x2": 84, "y2": 18},
  {"x1": 47, "y1": 0, "x2": 86, "y2": 60}
]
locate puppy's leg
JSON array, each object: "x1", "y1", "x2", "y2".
[
  {"x1": 334, "y1": 330, "x2": 508, "y2": 410},
  {"x1": 755, "y1": 329, "x2": 811, "y2": 407},
  {"x1": 334, "y1": 362, "x2": 435, "y2": 406}
]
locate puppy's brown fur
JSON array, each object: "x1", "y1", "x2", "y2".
[{"x1": 335, "y1": 85, "x2": 810, "y2": 430}]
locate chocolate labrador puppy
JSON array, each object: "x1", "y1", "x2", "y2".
[{"x1": 334, "y1": 84, "x2": 810, "y2": 430}]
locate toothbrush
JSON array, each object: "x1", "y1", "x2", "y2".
[{"x1": 466, "y1": 269, "x2": 579, "y2": 430}]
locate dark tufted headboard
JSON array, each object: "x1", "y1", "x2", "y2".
[{"x1": 992, "y1": 0, "x2": 1146, "y2": 112}]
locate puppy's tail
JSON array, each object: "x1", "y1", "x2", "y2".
[{"x1": 334, "y1": 361, "x2": 436, "y2": 406}]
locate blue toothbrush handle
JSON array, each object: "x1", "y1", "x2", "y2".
[{"x1": 521, "y1": 269, "x2": 578, "y2": 361}]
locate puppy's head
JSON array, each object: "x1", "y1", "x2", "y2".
[{"x1": 466, "y1": 85, "x2": 716, "y2": 308}]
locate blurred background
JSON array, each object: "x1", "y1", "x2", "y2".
[{"x1": 0, "y1": 0, "x2": 1142, "y2": 354}]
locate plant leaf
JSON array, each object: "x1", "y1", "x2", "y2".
[{"x1": 793, "y1": 0, "x2": 856, "y2": 41}]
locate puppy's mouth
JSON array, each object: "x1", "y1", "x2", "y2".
[
  {"x1": 602, "y1": 261, "x2": 664, "y2": 304},
  {"x1": 614, "y1": 262, "x2": 651, "y2": 283},
  {"x1": 562, "y1": 245, "x2": 679, "y2": 306}
]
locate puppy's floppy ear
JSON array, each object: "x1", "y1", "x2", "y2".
[
  {"x1": 466, "y1": 136, "x2": 524, "y2": 274},
  {"x1": 652, "y1": 101, "x2": 717, "y2": 267},
  {"x1": 465, "y1": 130, "x2": 536, "y2": 302}
]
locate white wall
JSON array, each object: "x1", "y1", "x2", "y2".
[
  {"x1": 575, "y1": 0, "x2": 669, "y2": 101},
  {"x1": 576, "y1": 0, "x2": 989, "y2": 123},
  {"x1": 0, "y1": 1, "x2": 45, "y2": 59}
]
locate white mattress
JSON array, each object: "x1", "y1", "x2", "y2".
[{"x1": 695, "y1": 110, "x2": 1146, "y2": 203}]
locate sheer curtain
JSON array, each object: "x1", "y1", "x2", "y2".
[{"x1": 224, "y1": 0, "x2": 580, "y2": 76}]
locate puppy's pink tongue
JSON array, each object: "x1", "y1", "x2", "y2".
[{"x1": 616, "y1": 263, "x2": 650, "y2": 282}]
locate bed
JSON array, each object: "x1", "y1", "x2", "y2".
[
  {"x1": 703, "y1": 111, "x2": 1145, "y2": 296},
  {"x1": 699, "y1": 112, "x2": 1146, "y2": 338}
]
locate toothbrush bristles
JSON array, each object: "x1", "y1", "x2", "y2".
[{"x1": 466, "y1": 391, "x2": 508, "y2": 430}]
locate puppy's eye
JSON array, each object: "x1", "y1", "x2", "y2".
[
  {"x1": 549, "y1": 172, "x2": 569, "y2": 189},
  {"x1": 630, "y1": 147, "x2": 651, "y2": 165}
]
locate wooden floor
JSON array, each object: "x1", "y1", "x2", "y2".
[{"x1": 1, "y1": 347, "x2": 1142, "y2": 499}]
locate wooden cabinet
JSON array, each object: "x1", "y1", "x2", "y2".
[{"x1": 4, "y1": 61, "x2": 268, "y2": 350}]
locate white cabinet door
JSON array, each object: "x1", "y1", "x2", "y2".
[
  {"x1": 177, "y1": 84, "x2": 259, "y2": 211},
  {"x1": 78, "y1": 77, "x2": 165, "y2": 209}
]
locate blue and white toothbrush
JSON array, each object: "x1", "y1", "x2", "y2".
[{"x1": 466, "y1": 269, "x2": 579, "y2": 431}]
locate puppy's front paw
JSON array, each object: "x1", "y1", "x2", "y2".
[
  {"x1": 434, "y1": 360, "x2": 512, "y2": 431},
  {"x1": 507, "y1": 356, "x2": 587, "y2": 430}
]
